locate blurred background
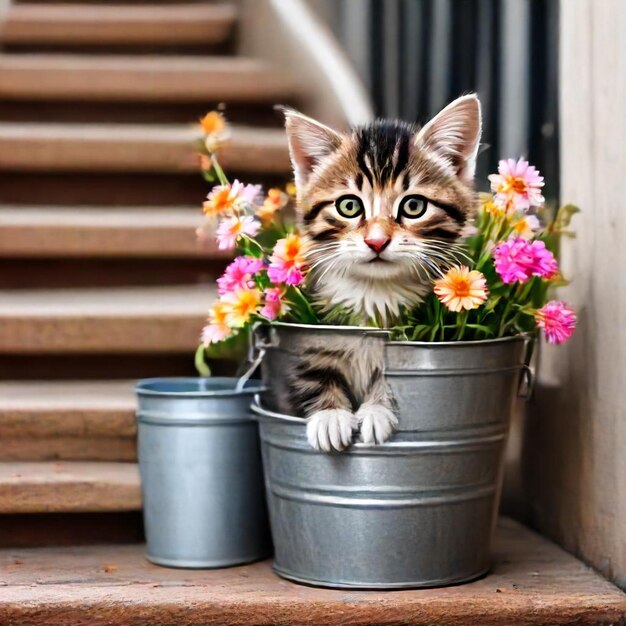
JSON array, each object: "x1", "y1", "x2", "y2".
[{"x1": 0, "y1": 0, "x2": 623, "y2": 592}]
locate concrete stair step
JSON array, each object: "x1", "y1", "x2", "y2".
[
  {"x1": 0, "y1": 206, "x2": 224, "y2": 258},
  {"x1": 0, "y1": 380, "x2": 136, "y2": 461},
  {"x1": 0, "y1": 284, "x2": 212, "y2": 353},
  {"x1": 0, "y1": 122, "x2": 289, "y2": 173},
  {"x1": 0, "y1": 518, "x2": 624, "y2": 624},
  {"x1": 0, "y1": 54, "x2": 299, "y2": 102},
  {"x1": 0, "y1": 462, "x2": 140, "y2": 513},
  {"x1": 3, "y1": 2, "x2": 236, "y2": 47}
]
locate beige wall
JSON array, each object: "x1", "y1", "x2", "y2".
[{"x1": 522, "y1": 0, "x2": 626, "y2": 589}]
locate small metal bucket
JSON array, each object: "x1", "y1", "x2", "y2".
[
  {"x1": 253, "y1": 323, "x2": 532, "y2": 588},
  {"x1": 136, "y1": 377, "x2": 271, "y2": 568}
]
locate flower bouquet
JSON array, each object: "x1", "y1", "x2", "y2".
[{"x1": 195, "y1": 110, "x2": 577, "y2": 377}]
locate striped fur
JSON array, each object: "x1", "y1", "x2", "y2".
[{"x1": 281, "y1": 95, "x2": 482, "y2": 451}]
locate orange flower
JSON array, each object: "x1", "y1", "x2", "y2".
[
  {"x1": 199, "y1": 111, "x2": 226, "y2": 136},
  {"x1": 199, "y1": 111, "x2": 229, "y2": 152},
  {"x1": 221, "y1": 288, "x2": 262, "y2": 328},
  {"x1": 285, "y1": 182, "x2": 297, "y2": 198},
  {"x1": 256, "y1": 188, "x2": 288, "y2": 224},
  {"x1": 201, "y1": 301, "x2": 231, "y2": 345},
  {"x1": 203, "y1": 185, "x2": 235, "y2": 217},
  {"x1": 434, "y1": 265, "x2": 488, "y2": 312}
]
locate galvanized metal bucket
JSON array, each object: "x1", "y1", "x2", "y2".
[
  {"x1": 136, "y1": 377, "x2": 271, "y2": 568},
  {"x1": 253, "y1": 323, "x2": 532, "y2": 588}
]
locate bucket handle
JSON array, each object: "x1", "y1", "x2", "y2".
[
  {"x1": 235, "y1": 324, "x2": 278, "y2": 393},
  {"x1": 518, "y1": 336, "x2": 536, "y2": 400}
]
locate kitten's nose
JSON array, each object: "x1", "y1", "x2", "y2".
[{"x1": 364, "y1": 235, "x2": 391, "y2": 253}]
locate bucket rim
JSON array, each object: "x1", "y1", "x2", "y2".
[
  {"x1": 135, "y1": 377, "x2": 266, "y2": 398},
  {"x1": 270, "y1": 322, "x2": 531, "y2": 347}
]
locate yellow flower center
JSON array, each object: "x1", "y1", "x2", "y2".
[{"x1": 504, "y1": 177, "x2": 528, "y2": 195}]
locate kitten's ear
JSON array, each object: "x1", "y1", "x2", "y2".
[
  {"x1": 279, "y1": 107, "x2": 343, "y2": 190},
  {"x1": 415, "y1": 94, "x2": 482, "y2": 183}
]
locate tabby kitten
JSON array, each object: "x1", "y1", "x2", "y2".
[{"x1": 281, "y1": 94, "x2": 482, "y2": 452}]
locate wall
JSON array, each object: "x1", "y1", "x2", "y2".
[{"x1": 522, "y1": 0, "x2": 626, "y2": 589}]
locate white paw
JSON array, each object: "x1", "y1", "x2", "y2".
[
  {"x1": 356, "y1": 403, "x2": 398, "y2": 445},
  {"x1": 306, "y1": 409, "x2": 358, "y2": 452}
]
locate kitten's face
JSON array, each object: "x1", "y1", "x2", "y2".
[{"x1": 283, "y1": 95, "x2": 482, "y2": 322}]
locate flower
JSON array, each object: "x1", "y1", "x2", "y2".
[
  {"x1": 201, "y1": 301, "x2": 231, "y2": 345},
  {"x1": 493, "y1": 237, "x2": 559, "y2": 283},
  {"x1": 493, "y1": 238, "x2": 534, "y2": 284},
  {"x1": 535, "y1": 301, "x2": 576, "y2": 344},
  {"x1": 285, "y1": 182, "x2": 297, "y2": 198},
  {"x1": 511, "y1": 214, "x2": 540, "y2": 238},
  {"x1": 527, "y1": 239, "x2": 559, "y2": 279},
  {"x1": 217, "y1": 256, "x2": 264, "y2": 295},
  {"x1": 221, "y1": 287, "x2": 262, "y2": 328},
  {"x1": 268, "y1": 234, "x2": 307, "y2": 286},
  {"x1": 481, "y1": 195, "x2": 506, "y2": 217},
  {"x1": 203, "y1": 180, "x2": 261, "y2": 218},
  {"x1": 199, "y1": 111, "x2": 228, "y2": 152},
  {"x1": 260, "y1": 287, "x2": 289, "y2": 320},
  {"x1": 256, "y1": 188, "x2": 288, "y2": 224},
  {"x1": 434, "y1": 265, "x2": 489, "y2": 312},
  {"x1": 489, "y1": 158, "x2": 545, "y2": 212},
  {"x1": 198, "y1": 154, "x2": 213, "y2": 171},
  {"x1": 216, "y1": 215, "x2": 260, "y2": 250}
]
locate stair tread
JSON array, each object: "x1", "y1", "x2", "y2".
[
  {"x1": 0, "y1": 461, "x2": 140, "y2": 513},
  {"x1": 4, "y1": 2, "x2": 237, "y2": 46},
  {"x1": 0, "y1": 54, "x2": 300, "y2": 102},
  {"x1": 0, "y1": 284, "x2": 213, "y2": 353},
  {"x1": 0, "y1": 205, "x2": 223, "y2": 257},
  {"x1": 0, "y1": 380, "x2": 136, "y2": 438},
  {"x1": 0, "y1": 518, "x2": 624, "y2": 625},
  {"x1": 0, "y1": 122, "x2": 290, "y2": 173}
]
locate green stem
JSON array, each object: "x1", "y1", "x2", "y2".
[
  {"x1": 455, "y1": 311, "x2": 468, "y2": 340},
  {"x1": 194, "y1": 344, "x2": 211, "y2": 377},
  {"x1": 210, "y1": 154, "x2": 230, "y2": 186}
]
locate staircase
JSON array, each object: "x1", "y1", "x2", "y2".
[{"x1": 0, "y1": 0, "x2": 298, "y2": 545}]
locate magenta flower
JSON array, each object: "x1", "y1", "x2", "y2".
[
  {"x1": 217, "y1": 256, "x2": 264, "y2": 295},
  {"x1": 493, "y1": 238, "x2": 535, "y2": 284},
  {"x1": 535, "y1": 301, "x2": 576, "y2": 344},
  {"x1": 527, "y1": 240, "x2": 559, "y2": 279},
  {"x1": 493, "y1": 238, "x2": 559, "y2": 283},
  {"x1": 216, "y1": 215, "x2": 260, "y2": 250},
  {"x1": 260, "y1": 287, "x2": 289, "y2": 320},
  {"x1": 488, "y1": 158, "x2": 545, "y2": 212}
]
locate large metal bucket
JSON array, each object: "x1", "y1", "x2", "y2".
[
  {"x1": 254, "y1": 324, "x2": 531, "y2": 588},
  {"x1": 136, "y1": 377, "x2": 271, "y2": 568}
]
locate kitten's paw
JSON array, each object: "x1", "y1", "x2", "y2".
[
  {"x1": 357, "y1": 403, "x2": 398, "y2": 445},
  {"x1": 306, "y1": 409, "x2": 358, "y2": 452}
]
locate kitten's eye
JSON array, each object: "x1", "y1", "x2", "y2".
[
  {"x1": 398, "y1": 195, "x2": 427, "y2": 219},
  {"x1": 335, "y1": 195, "x2": 364, "y2": 219}
]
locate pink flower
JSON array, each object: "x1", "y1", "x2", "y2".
[
  {"x1": 260, "y1": 287, "x2": 289, "y2": 320},
  {"x1": 267, "y1": 234, "x2": 306, "y2": 286},
  {"x1": 493, "y1": 238, "x2": 559, "y2": 283},
  {"x1": 527, "y1": 240, "x2": 559, "y2": 279},
  {"x1": 488, "y1": 158, "x2": 545, "y2": 212},
  {"x1": 493, "y1": 238, "x2": 534, "y2": 284},
  {"x1": 216, "y1": 215, "x2": 260, "y2": 250},
  {"x1": 535, "y1": 301, "x2": 576, "y2": 345},
  {"x1": 217, "y1": 256, "x2": 264, "y2": 295}
]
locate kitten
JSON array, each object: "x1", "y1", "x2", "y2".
[{"x1": 281, "y1": 94, "x2": 482, "y2": 452}]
